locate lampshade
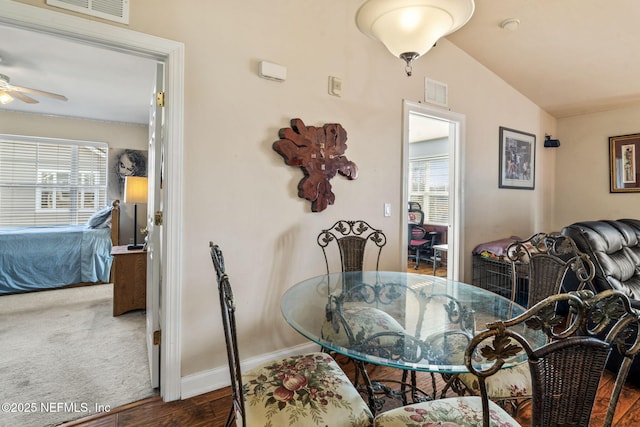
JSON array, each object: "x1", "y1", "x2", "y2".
[
  {"x1": 124, "y1": 176, "x2": 148, "y2": 204},
  {"x1": 356, "y1": 0, "x2": 475, "y2": 75}
]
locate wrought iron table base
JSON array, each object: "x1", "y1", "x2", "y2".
[{"x1": 352, "y1": 359, "x2": 441, "y2": 414}]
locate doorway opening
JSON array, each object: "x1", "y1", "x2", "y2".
[
  {"x1": 402, "y1": 101, "x2": 465, "y2": 281},
  {"x1": 0, "y1": 1, "x2": 184, "y2": 402}
]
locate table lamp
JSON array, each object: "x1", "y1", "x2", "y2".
[{"x1": 124, "y1": 176, "x2": 148, "y2": 250}]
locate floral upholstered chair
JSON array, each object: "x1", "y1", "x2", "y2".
[
  {"x1": 321, "y1": 304, "x2": 406, "y2": 349},
  {"x1": 242, "y1": 353, "x2": 372, "y2": 426},
  {"x1": 374, "y1": 397, "x2": 516, "y2": 427},
  {"x1": 209, "y1": 242, "x2": 373, "y2": 427},
  {"x1": 374, "y1": 289, "x2": 640, "y2": 427}
]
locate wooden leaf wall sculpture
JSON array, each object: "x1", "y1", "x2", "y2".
[{"x1": 273, "y1": 118, "x2": 358, "y2": 212}]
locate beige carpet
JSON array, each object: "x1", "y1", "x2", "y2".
[{"x1": 0, "y1": 284, "x2": 154, "y2": 427}]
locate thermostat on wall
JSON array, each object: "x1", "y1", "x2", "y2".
[{"x1": 259, "y1": 61, "x2": 287, "y2": 82}]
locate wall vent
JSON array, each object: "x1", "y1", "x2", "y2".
[
  {"x1": 425, "y1": 78, "x2": 448, "y2": 107},
  {"x1": 46, "y1": 0, "x2": 129, "y2": 24}
]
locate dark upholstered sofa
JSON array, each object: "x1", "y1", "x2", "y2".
[
  {"x1": 562, "y1": 219, "x2": 640, "y2": 308},
  {"x1": 562, "y1": 219, "x2": 640, "y2": 385}
]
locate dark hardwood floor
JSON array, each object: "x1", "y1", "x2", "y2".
[
  {"x1": 59, "y1": 261, "x2": 640, "y2": 426},
  {"x1": 57, "y1": 388, "x2": 231, "y2": 427},
  {"x1": 58, "y1": 358, "x2": 640, "y2": 427}
]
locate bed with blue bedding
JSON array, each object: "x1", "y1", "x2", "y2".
[{"x1": 0, "y1": 201, "x2": 119, "y2": 294}]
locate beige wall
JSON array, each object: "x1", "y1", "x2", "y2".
[
  {"x1": 0, "y1": 110, "x2": 147, "y2": 147},
  {"x1": 13, "y1": 1, "x2": 557, "y2": 381},
  {"x1": 554, "y1": 104, "x2": 640, "y2": 229}
]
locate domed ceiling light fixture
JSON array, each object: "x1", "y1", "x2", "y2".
[{"x1": 356, "y1": 0, "x2": 475, "y2": 76}]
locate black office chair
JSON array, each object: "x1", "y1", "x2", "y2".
[
  {"x1": 408, "y1": 204, "x2": 438, "y2": 269},
  {"x1": 408, "y1": 201, "x2": 422, "y2": 212}
]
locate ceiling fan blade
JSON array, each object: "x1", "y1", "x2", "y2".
[
  {"x1": 9, "y1": 90, "x2": 39, "y2": 104},
  {"x1": 12, "y1": 85, "x2": 68, "y2": 102}
]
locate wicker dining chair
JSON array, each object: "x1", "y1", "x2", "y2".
[
  {"x1": 317, "y1": 219, "x2": 386, "y2": 274},
  {"x1": 209, "y1": 242, "x2": 373, "y2": 427},
  {"x1": 454, "y1": 232, "x2": 597, "y2": 413},
  {"x1": 505, "y1": 232, "x2": 595, "y2": 308},
  {"x1": 374, "y1": 289, "x2": 640, "y2": 427}
]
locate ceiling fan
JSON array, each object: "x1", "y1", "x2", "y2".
[{"x1": 0, "y1": 73, "x2": 68, "y2": 105}]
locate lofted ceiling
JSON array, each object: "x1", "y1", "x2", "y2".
[
  {"x1": 446, "y1": 0, "x2": 640, "y2": 118},
  {"x1": 1, "y1": 1, "x2": 639, "y2": 125}
]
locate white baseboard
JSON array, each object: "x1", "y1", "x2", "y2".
[{"x1": 180, "y1": 342, "x2": 320, "y2": 399}]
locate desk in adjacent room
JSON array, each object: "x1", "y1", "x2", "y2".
[{"x1": 432, "y1": 243, "x2": 448, "y2": 275}]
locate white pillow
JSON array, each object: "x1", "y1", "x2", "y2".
[{"x1": 87, "y1": 205, "x2": 113, "y2": 228}]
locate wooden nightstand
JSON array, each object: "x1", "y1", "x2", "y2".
[{"x1": 111, "y1": 245, "x2": 147, "y2": 316}]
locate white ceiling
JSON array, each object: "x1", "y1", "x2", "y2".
[
  {"x1": 409, "y1": 114, "x2": 450, "y2": 143},
  {"x1": 446, "y1": 0, "x2": 640, "y2": 118},
  {"x1": 1, "y1": 1, "x2": 639, "y2": 124},
  {"x1": 0, "y1": 24, "x2": 157, "y2": 125}
]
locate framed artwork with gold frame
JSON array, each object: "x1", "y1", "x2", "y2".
[{"x1": 610, "y1": 133, "x2": 640, "y2": 193}]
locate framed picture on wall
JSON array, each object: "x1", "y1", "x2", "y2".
[
  {"x1": 610, "y1": 133, "x2": 640, "y2": 193},
  {"x1": 498, "y1": 126, "x2": 536, "y2": 190},
  {"x1": 108, "y1": 148, "x2": 148, "y2": 245},
  {"x1": 108, "y1": 148, "x2": 148, "y2": 202}
]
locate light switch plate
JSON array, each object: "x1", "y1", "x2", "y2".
[
  {"x1": 328, "y1": 76, "x2": 342, "y2": 97},
  {"x1": 384, "y1": 203, "x2": 391, "y2": 217}
]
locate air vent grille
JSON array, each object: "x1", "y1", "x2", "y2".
[
  {"x1": 46, "y1": 0, "x2": 129, "y2": 24},
  {"x1": 425, "y1": 78, "x2": 448, "y2": 107}
]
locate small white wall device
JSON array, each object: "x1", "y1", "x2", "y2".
[{"x1": 258, "y1": 61, "x2": 287, "y2": 82}]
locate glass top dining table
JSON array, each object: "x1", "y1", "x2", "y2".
[{"x1": 281, "y1": 271, "x2": 545, "y2": 374}]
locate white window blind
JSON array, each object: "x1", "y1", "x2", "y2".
[
  {"x1": 0, "y1": 135, "x2": 108, "y2": 227},
  {"x1": 408, "y1": 155, "x2": 448, "y2": 225}
]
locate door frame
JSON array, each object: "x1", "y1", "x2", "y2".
[
  {"x1": 0, "y1": 1, "x2": 184, "y2": 401},
  {"x1": 401, "y1": 100, "x2": 465, "y2": 281}
]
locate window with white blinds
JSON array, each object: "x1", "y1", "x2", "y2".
[
  {"x1": 408, "y1": 155, "x2": 448, "y2": 225},
  {"x1": 0, "y1": 135, "x2": 108, "y2": 227}
]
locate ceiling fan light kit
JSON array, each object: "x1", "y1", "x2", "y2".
[
  {"x1": 356, "y1": 0, "x2": 475, "y2": 76},
  {"x1": 0, "y1": 73, "x2": 68, "y2": 105},
  {"x1": 0, "y1": 90, "x2": 13, "y2": 105}
]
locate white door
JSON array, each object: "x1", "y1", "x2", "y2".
[
  {"x1": 146, "y1": 62, "x2": 164, "y2": 388},
  {"x1": 402, "y1": 100, "x2": 465, "y2": 281}
]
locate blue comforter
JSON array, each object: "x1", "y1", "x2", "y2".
[{"x1": 0, "y1": 225, "x2": 113, "y2": 294}]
